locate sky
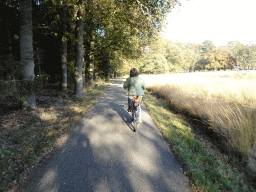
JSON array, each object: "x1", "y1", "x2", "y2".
[{"x1": 163, "y1": 0, "x2": 256, "y2": 47}]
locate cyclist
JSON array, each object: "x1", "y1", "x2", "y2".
[{"x1": 123, "y1": 68, "x2": 146, "y2": 123}]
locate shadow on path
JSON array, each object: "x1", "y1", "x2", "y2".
[
  {"x1": 19, "y1": 79, "x2": 191, "y2": 192},
  {"x1": 109, "y1": 102, "x2": 135, "y2": 132}
]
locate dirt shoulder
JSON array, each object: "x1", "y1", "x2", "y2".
[{"x1": 1, "y1": 81, "x2": 111, "y2": 191}]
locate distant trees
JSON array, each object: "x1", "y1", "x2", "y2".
[
  {"x1": 201, "y1": 40, "x2": 216, "y2": 55},
  {"x1": 135, "y1": 38, "x2": 200, "y2": 74},
  {"x1": 204, "y1": 47, "x2": 232, "y2": 70},
  {"x1": 140, "y1": 34, "x2": 169, "y2": 74},
  {"x1": 130, "y1": 38, "x2": 256, "y2": 75},
  {"x1": 227, "y1": 41, "x2": 256, "y2": 70},
  {"x1": 247, "y1": 44, "x2": 256, "y2": 69},
  {"x1": 142, "y1": 54, "x2": 169, "y2": 74}
]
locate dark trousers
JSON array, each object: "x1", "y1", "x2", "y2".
[{"x1": 128, "y1": 97, "x2": 133, "y2": 107}]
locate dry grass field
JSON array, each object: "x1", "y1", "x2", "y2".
[{"x1": 141, "y1": 71, "x2": 256, "y2": 159}]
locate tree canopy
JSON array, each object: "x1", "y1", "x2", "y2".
[{"x1": 1, "y1": 0, "x2": 256, "y2": 101}]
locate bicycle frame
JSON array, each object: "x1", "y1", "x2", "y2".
[
  {"x1": 128, "y1": 96, "x2": 141, "y2": 132},
  {"x1": 132, "y1": 101, "x2": 139, "y2": 132}
]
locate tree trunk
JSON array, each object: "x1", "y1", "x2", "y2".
[
  {"x1": 89, "y1": 34, "x2": 95, "y2": 83},
  {"x1": 37, "y1": 49, "x2": 41, "y2": 74},
  {"x1": 6, "y1": 20, "x2": 12, "y2": 55},
  {"x1": 107, "y1": 72, "x2": 110, "y2": 82},
  {"x1": 84, "y1": 42, "x2": 90, "y2": 83},
  {"x1": 19, "y1": 0, "x2": 36, "y2": 109},
  {"x1": 61, "y1": 0, "x2": 68, "y2": 91},
  {"x1": 74, "y1": 4, "x2": 84, "y2": 97}
]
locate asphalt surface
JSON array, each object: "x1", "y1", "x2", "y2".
[{"x1": 21, "y1": 79, "x2": 191, "y2": 192}]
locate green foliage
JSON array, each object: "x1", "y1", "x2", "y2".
[
  {"x1": 165, "y1": 41, "x2": 199, "y2": 72},
  {"x1": 204, "y1": 47, "x2": 232, "y2": 70},
  {"x1": 82, "y1": 0, "x2": 180, "y2": 77},
  {"x1": 201, "y1": 39, "x2": 216, "y2": 56},
  {"x1": 1, "y1": 0, "x2": 181, "y2": 90},
  {"x1": 16, "y1": 75, "x2": 47, "y2": 96},
  {"x1": 67, "y1": 61, "x2": 76, "y2": 88},
  {"x1": 33, "y1": 0, "x2": 63, "y2": 35},
  {"x1": 112, "y1": 56, "x2": 134, "y2": 76},
  {"x1": 116, "y1": 36, "x2": 202, "y2": 75},
  {"x1": 0, "y1": 150, "x2": 12, "y2": 155},
  {"x1": 227, "y1": 41, "x2": 256, "y2": 69},
  {"x1": 142, "y1": 54, "x2": 169, "y2": 74},
  {"x1": 34, "y1": 73, "x2": 48, "y2": 92},
  {"x1": 0, "y1": 55, "x2": 23, "y2": 79},
  {"x1": 116, "y1": 36, "x2": 256, "y2": 74},
  {"x1": 0, "y1": 74, "x2": 47, "y2": 103}
]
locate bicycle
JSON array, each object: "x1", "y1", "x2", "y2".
[
  {"x1": 128, "y1": 95, "x2": 142, "y2": 132},
  {"x1": 132, "y1": 100, "x2": 139, "y2": 132}
]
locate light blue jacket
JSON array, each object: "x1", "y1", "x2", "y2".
[{"x1": 123, "y1": 76, "x2": 146, "y2": 96}]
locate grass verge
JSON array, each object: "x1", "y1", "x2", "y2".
[
  {"x1": 0, "y1": 80, "x2": 112, "y2": 191},
  {"x1": 143, "y1": 91, "x2": 255, "y2": 191}
]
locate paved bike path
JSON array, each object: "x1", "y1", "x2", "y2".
[{"x1": 21, "y1": 79, "x2": 191, "y2": 192}]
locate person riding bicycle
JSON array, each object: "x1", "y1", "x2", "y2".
[{"x1": 123, "y1": 68, "x2": 146, "y2": 123}]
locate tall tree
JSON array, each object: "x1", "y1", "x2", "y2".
[
  {"x1": 89, "y1": 33, "x2": 95, "y2": 82},
  {"x1": 74, "y1": 2, "x2": 84, "y2": 97},
  {"x1": 201, "y1": 40, "x2": 216, "y2": 56},
  {"x1": 227, "y1": 41, "x2": 245, "y2": 57},
  {"x1": 204, "y1": 47, "x2": 232, "y2": 70},
  {"x1": 247, "y1": 44, "x2": 256, "y2": 69},
  {"x1": 227, "y1": 41, "x2": 253, "y2": 69},
  {"x1": 61, "y1": 0, "x2": 68, "y2": 91},
  {"x1": 19, "y1": 0, "x2": 36, "y2": 109},
  {"x1": 89, "y1": 0, "x2": 180, "y2": 77}
]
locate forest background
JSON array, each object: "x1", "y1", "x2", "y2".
[
  {"x1": 0, "y1": 0, "x2": 179, "y2": 107},
  {"x1": 1, "y1": 0, "x2": 256, "y2": 109}
]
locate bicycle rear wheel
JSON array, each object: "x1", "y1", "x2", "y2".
[{"x1": 133, "y1": 110, "x2": 137, "y2": 132}]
